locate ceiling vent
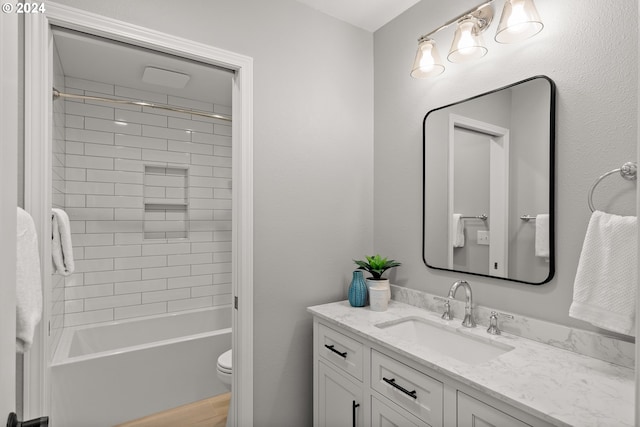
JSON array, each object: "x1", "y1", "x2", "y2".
[{"x1": 142, "y1": 66, "x2": 190, "y2": 89}]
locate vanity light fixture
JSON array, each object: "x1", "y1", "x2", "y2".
[{"x1": 411, "y1": 0, "x2": 543, "y2": 78}]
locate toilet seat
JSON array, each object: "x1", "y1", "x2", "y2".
[
  {"x1": 217, "y1": 365, "x2": 232, "y2": 375},
  {"x1": 217, "y1": 349, "x2": 232, "y2": 373}
]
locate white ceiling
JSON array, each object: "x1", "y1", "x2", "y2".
[
  {"x1": 52, "y1": 28, "x2": 233, "y2": 107},
  {"x1": 295, "y1": 0, "x2": 421, "y2": 32}
]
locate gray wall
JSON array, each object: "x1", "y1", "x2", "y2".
[
  {"x1": 51, "y1": 0, "x2": 374, "y2": 425},
  {"x1": 374, "y1": 0, "x2": 637, "y2": 333}
]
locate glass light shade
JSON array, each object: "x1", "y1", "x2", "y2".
[
  {"x1": 410, "y1": 38, "x2": 445, "y2": 78},
  {"x1": 495, "y1": 0, "x2": 544, "y2": 43},
  {"x1": 447, "y1": 18, "x2": 488, "y2": 63}
]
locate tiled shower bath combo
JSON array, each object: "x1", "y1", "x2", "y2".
[{"x1": 49, "y1": 66, "x2": 233, "y2": 426}]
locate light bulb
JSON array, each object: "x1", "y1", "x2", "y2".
[
  {"x1": 411, "y1": 38, "x2": 445, "y2": 78},
  {"x1": 495, "y1": 0, "x2": 544, "y2": 44},
  {"x1": 419, "y1": 44, "x2": 435, "y2": 71},
  {"x1": 455, "y1": 21, "x2": 477, "y2": 56},
  {"x1": 447, "y1": 18, "x2": 487, "y2": 63},
  {"x1": 506, "y1": 0, "x2": 529, "y2": 35}
]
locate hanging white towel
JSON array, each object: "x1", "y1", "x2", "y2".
[
  {"x1": 452, "y1": 214, "x2": 464, "y2": 248},
  {"x1": 16, "y1": 207, "x2": 42, "y2": 353},
  {"x1": 535, "y1": 214, "x2": 550, "y2": 260},
  {"x1": 51, "y1": 208, "x2": 74, "y2": 276},
  {"x1": 569, "y1": 211, "x2": 637, "y2": 336}
]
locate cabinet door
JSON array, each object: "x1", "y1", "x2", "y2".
[
  {"x1": 457, "y1": 392, "x2": 532, "y2": 427},
  {"x1": 372, "y1": 396, "x2": 429, "y2": 427},
  {"x1": 318, "y1": 362, "x2": 364, "y2": 427}
]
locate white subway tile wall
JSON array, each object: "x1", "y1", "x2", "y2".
[{"x1": 61, "y1": 77, "x2": 232, "y2": 327}]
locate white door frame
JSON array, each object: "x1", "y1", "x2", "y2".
[
  {"x1": 636, "y1": 2, "x2": 640, "y2": 423},
  {"x1": 447, "y1": 114, "x2": 510, "y2": 276},
  {"x1": 25, "y1": 4, "x2": 254, "y2": 425},
  {"x1": 0, "y1": 9, "x2": 19, "y2": 420}
]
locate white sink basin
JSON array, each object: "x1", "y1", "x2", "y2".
[{"x1": 375, "y1": 316, "x2": 514, "y2": 365}]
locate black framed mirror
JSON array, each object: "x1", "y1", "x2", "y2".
[{"x1": 423, "y1": 76, "x2": 555, "y2": 285}]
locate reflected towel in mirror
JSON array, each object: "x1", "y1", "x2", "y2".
[
  {"x1": 452, "y1": 214, "x2": 464, "y2": 248},
  {"x1": 535, "y1": 214, "x2": 549, "y2": 260}
]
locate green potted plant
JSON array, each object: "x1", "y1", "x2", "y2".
[{"x1": 353, "y1": 254, "x2": 401, "y2": 302}]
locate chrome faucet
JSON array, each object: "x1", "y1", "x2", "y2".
[
  {"x1": 486, "y1": 311, "x2": 514, "y2": 335},
  {"x1": 433, "y1": 296, "x2": 453, "y2": 320},
  {"x1": 447, "y1": 280, "x2": 476, "y2": 328}
]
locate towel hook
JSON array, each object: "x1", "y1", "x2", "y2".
[{"x1": 587, "y1": 161, "x2": 637, "y2": 212}]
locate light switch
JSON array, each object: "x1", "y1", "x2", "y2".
[{"x1": 477, "y1": 230, "x2": 489, "y2": 245}]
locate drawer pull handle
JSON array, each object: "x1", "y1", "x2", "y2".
[
  {"x1": 324, "y1": 344, "x2": 347, "y2": 358},
  {"x1": 383, "y1": 377, "x2": 417, "y2": 399}
]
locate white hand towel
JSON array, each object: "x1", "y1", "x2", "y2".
[
  {"x1": 569, "y1": 211, "x2": 637, "y2": 336},
  {"x1": 16, "y1": 207, "x2": 42, "y2": 353},
  {"x1": 535, "y1": 214, "x2": 550, "y2": 259},
  {"x1": 452, "y1": 214, "x2": 464, "y2": 248},
  {"x1": 51, "y1": 208, "x2": 74, "y2": 276}
]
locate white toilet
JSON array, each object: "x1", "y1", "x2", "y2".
[
  {"x1": 216, "y1": 349, "x2": 233, "y2": 427},
  {"x1": 216, "y1": 349, "x2": 232, "y2": 387}
]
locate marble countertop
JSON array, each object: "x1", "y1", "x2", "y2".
[{"x1": 308, "y1": 300, "x2": 635, "y2": 427}]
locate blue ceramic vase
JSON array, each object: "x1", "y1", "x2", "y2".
[{"x1": 348, "y1": 270, "x2": 367, "y2": 307}]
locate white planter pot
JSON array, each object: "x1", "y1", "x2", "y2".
[{"x1": 366, "y1": 278, "x2": 390, "y2": 302}]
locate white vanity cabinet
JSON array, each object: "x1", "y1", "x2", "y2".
[{"x1": 313, "y1": 318, "x2": 553, "y2": 427}]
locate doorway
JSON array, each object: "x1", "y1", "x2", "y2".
[
  {"x1": 22, "y1": 4, "x2": 253, "y2": 426},
  {"x1": 447, "y1": 114, "x2": 509, "y2": 277}
]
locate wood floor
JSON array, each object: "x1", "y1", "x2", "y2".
[{"x1": 115, "y1": 392, "x2": 230, "y2": 427}]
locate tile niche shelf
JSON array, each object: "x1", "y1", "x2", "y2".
[{"x1": 143, "y1": 165, "x2": 189, "y2": 240}]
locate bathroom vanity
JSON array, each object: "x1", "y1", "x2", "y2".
[{"x1": 308, "y1": 300, "x2": 634, "y2": 427}]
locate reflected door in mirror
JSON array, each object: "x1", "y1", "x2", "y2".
[{"x1": 423, "y1": 76, "x2": 555, "y2": 285}]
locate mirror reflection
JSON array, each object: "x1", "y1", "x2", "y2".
[{"x1": 423, "y1": 76, "x2": 555, "y2": 285}]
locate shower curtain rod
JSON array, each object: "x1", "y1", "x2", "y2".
[{"x1": 52, "y1": 88, "x2": 232, "y2": 122}]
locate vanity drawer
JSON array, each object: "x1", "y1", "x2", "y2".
[
  {"x1": 457, "y1": 391, "x2": 533, "y2": 427},
  {"x1": 371, "y1": 349, "x2": 443, "y2": 427},
  {"x1": 317, "y1": 323, "x2": 364, "y2": 381},
  {"x1": 371, "y1": 396, "x2": 430, "y2": 427}
]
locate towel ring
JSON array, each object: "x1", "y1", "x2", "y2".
[{"x1": 587, "y1": 161, "x2": 637, "y2": 212}]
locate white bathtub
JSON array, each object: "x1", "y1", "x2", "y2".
[{"x1": 50, "y1": 306, "x2": 232, "y2": 427}]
